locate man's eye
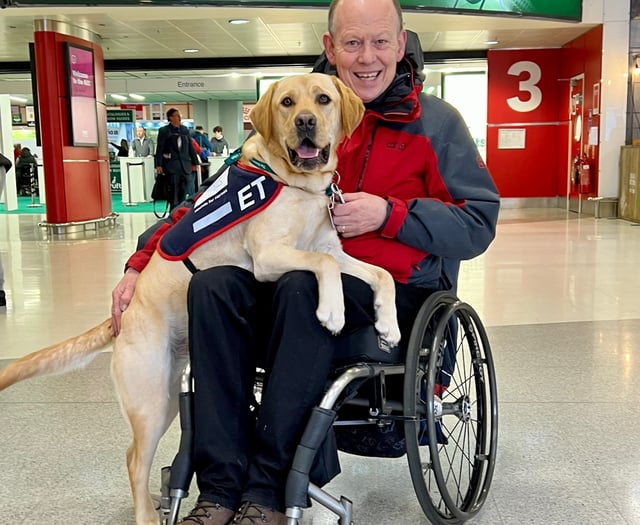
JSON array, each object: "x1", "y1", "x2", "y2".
[
  {"x1": 281, "y1": 97, "x2": 293, "y2": 107},
  {"x1": 345, "y1": 40, "x2": 360, "y2": 49},
  {"x1": 318, "y1": 94, "x2": 331, "y2": 105},
  {"x1": 374, "y1": 39, "x2": 390, "y2": 49}
]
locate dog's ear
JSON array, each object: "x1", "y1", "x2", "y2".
[
  {"x1": 331, "y1": 76, "x2": 365, "y2": 138},
  {"x1": 250, "y1": 80, "x2": 278, "y2": 143}
]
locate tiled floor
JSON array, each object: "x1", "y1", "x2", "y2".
[{"x1": 1, "y1": 207, "x2": 640, "y2": 524}]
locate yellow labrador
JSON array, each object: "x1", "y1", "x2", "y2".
[{"x1": 0, "y1": 73, "x2": 400, "y2": 525}]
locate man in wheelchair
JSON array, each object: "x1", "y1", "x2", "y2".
[{"x1": 111, "y1": 1, "x2": 499, "y2": 524}]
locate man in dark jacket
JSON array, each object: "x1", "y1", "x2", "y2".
[
  {"x1": 111, "y1": 1, "x2": 499, "y2": 523},
  {"x1": 155, "y1": 108, "x2": 199, "y2": 209}
]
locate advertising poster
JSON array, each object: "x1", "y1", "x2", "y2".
[
  {"x1": 65, "y1": 43, "x2": 99, "y2": 147},
  {"x1": 107, "y1": 109, "x2": 135, "y2": 193}
]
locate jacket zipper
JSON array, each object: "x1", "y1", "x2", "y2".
[{"x1": 356, "y1": 123, "x2": 378, "y2": 191}]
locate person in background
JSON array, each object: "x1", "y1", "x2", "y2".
[
  {"x1": 0, "y1": 151, "x2": 12, "y2": 307},
  {"x1": 194, "y1": 125, "x2": 213, "y2": 153},
  {"x1": 210, "y1": 125, "x2": 230, "y2": 156},
  {"x1": 110, "y1": 138, "x2": 130, "y2": 157},
  {"x1": 193, "y1": 125, "x2": 214, "y2": 179},
  {"x1": 155, "y1": 108, "x2": 199, "y2": 209},
  {"x1": 111, "y1": 1, "x2": 499, "y2": 523},
  {"x1": 15, "y1": 147, "x2": 38, "y2": 197},
  {"x1": 13, "y1": 144, "x2": 22, "y2": 163},
  {"x1": 130, "y1": 126, "x2": 154, "y2": 157}
]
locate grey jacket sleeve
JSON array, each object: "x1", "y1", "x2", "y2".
[{"x1": 397, "y1": 94, "x2": 500, "y2": 261}]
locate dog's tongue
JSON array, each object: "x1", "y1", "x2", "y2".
[{"x1": 296, "y1": 144, "x2": 320, "y2": 159}]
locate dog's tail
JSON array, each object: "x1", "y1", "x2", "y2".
[{"x1": 0, "y1": 319, "x2": 113, "y2": 391}]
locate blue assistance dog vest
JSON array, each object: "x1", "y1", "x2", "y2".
[{"x1": 158, "y1": 162, "x2": 282, "y2": 261}]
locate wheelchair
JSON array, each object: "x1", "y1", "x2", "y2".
[{"x1": 157, "y1": 291, "x2": 498, "y2": 525}]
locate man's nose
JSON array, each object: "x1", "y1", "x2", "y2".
[{"x1": 357, "y1": 41, "x2": 376, "y2": 63}]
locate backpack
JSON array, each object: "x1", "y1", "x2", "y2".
[
  {"x1": 199, "y1": 146, "x2": 211, "y2": 163},
  {"x1": 195, "y1": 135, "x2": 210, "y2": 163}
]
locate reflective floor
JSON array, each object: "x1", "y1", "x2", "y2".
[{"x1": 1, "y1": 208, "x2": 639, "y2": 524}]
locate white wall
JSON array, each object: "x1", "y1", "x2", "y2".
[
  {"x1": 584, "y1": 0, "x2": 631, "y2": 198},
  {"x1": 0, "y1": 95, "x2": 18, "y2": 210}
]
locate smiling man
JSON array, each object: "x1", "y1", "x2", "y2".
[{"x1": 323, "y1": 0, "x2": 406, "y2": 103}]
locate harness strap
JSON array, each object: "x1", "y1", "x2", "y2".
[{"x1": 182, "y1": 257, "x2": 200, "y2": 274}]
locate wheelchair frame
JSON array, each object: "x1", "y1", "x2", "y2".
[{"x1": 158, "y1": 291, "x2": 498, "y2": 525}]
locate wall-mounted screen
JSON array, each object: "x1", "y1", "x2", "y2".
[
  {"x1": 256, "y1": 77, "x2": 282, "y2": 101},
  {"x1": 64, "y1": 42, "x2": 99, "y2": 147}
]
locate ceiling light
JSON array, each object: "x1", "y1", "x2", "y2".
[
  {"x1": 183, "y1": 48, "x2": 200, "y2": 53},
  {"x1": 111, "y1": 94, "x2": 127, "y2": 101},
  {"x1": 228, "y1": 19, "x2": 249, "y2": 25},
  {"x1": 484, "y1": 40, "x2": 499, "y2": 46},
  {"x1": 129, "y1": 93, "x2": 146, "y2": 101},
  {"x1": 10, "y1": 95, "x2": 28, "y2": 103}
]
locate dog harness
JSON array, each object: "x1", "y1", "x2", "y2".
[{"x1": 158, "y1": 161, "x2": 282, "y2": 268}]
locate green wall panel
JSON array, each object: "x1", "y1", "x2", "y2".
[{"x1": 8, "y1": 0, "x2": 582, "y2": 21}]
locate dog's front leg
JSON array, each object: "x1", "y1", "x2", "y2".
[
  {"x1": 252, "y1": 247, "x2": 345, "y2": 335},
  {"x1": 333, "y1": 251, "x2": 401, "y2": 346}
]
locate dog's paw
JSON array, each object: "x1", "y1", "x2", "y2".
[
  {"x1": 375, "y1": 317, "x2": 401, "y2": 347},
  {"x1": 317, "y1": 307, "x2": 345, "y2": 335}
]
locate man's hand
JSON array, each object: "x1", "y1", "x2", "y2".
[
  {"x1": 156, "y1": 166, "x2": 163, "y2": 174},
  {"x1": 332, "y1": 192, "x2": 388, "y2": 238},
  {"x1": 111, "y1": 268, "x2": 140, "y2": 336}
]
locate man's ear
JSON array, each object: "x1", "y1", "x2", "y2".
[
  {"x1": 250, "y1": 80, "x2": 278, "y2": 142},
  {"x1": 323, "y1": 33, "x2": 337, "y2": 65},
  {"x1": 332, "y1": 76, "x2": 365, "y2": 138}
]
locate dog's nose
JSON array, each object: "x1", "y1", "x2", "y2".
[{"x1": 295, "y1": 113, "x2": 316, "y2": 133}]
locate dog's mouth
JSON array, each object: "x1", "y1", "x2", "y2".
[{"x1": 287, "y1": 138, "x2": 331, "y2": 169}]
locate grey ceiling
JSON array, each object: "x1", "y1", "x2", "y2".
[{"x1": 0, "y1": 5, "x2": 597, "y2": 104}]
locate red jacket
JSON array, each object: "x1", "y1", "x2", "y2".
[{"x1": 334, "y1": 70, "x2": 499, "y2": 289}]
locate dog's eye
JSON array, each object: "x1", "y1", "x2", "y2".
[
  {"x1": 281, "y1": 97, "x2": 293, "y2": 107},
  {"x1": 317, "y1": 94, "x2": 331, "y2": 105}
]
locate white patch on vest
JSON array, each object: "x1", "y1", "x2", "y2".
[{"x1": 192, "y1": 202, "x2": 233, "y2": 233}]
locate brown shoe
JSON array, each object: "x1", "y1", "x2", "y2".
[
  {"x1": 232, "y1": 501, "x2": 287, "y2": 524},
  {"x1": 177, "y1": 500, "x2": 235, "y2": 525}
]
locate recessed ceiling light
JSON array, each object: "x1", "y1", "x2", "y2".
[
  {"x1": 111, "y1": 94, "x2": 127, "y2": 101},
  {"x1": 228, "y1": 19, "x2": 249, "y2": 25},
  {"x1": 129, "y1": 93, "x2": 146, "y2": 101},
  {"x1": 484, "y1": 40, "x2": 499, "y2": 46},
  {"x1": 183, "y1": 48, "x2": 200, "y2": 53}
]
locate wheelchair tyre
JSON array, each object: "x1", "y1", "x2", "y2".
[{"x1": 403, "y1": 292, "x2": 498, "y2": 524}]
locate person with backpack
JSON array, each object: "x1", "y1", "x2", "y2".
[
  {"x1": 193, "y1": 125, "x2": 213, "y2": 179},
  {"x1": 15, "y1": 147, "x2": 38, "y2": 197}
]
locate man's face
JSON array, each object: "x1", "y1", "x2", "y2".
[
  {"x1": 136, "y1": 127, "x2": 145, "y2": 139},
  {"x1": 323, "y1": 0, "x2": 406, "y2": 103},
  {"x1": 169, "y1": 112, "x2": 182, "y2": 126},
  {"x1": 214, "y1": 130, "x2": 223, "y2": 139}
]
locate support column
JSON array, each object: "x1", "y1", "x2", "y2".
[
  {"x1": 33, "y1": 19, "x2": 113, "y2": 229},
  {"x1": 0, "y1": 94, "x2": 18, "y2": 210}
]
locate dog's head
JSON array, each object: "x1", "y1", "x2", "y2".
[{"x1": 249, "y1": 73, "x2": 364, "y2": 174}]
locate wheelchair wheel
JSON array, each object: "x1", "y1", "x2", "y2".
[{"x1": 403, "y1": 292, "x2": 498, "y2": 524}]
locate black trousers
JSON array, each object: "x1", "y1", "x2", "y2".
[
  {"x1": 187, "y1": 266, "x2": 434, "y2": 512},
  {"x1": 169, "y1": 170, "x2": 193, "y2": 209}
]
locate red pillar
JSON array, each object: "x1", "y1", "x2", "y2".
[{"x1": 34, "y1": 21, "x2": 111, "y2": 223}]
